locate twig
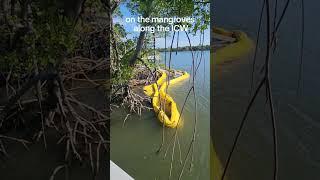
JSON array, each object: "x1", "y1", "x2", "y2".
[
  {"x1": 297, "y1": 0, "x2": 305, "y2": 96},
  {"x1": 122, "y1": 114, "x2": 130, "y2": 127},
  {"x1": 49, "y1": 165, "x2": 66, "y2": 180}
]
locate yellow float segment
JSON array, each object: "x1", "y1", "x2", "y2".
[
  {"x1": 143, "y1": 71, "x2": 167, "y2": 97},
  {"x1": 169, "y1": 71, "x2": 190, "y2": 85},
  {"x1": 213, "y1": 27, "x2": 254, "y2": 64},
  {"x1": 211, "y1": 139, "x2": 224, "y2": 180},
  {"x1": 211, "y1": 28, "x2": 254, "y2": 179},
  {"x1": 144, "y1": 70, "x2": 190, "y2": 128}
]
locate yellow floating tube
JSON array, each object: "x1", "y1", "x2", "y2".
[
  {"x1": 143, "y1": 71, "x2": 167, "y2": 97},
  {"x1": 211, "y1": 139, "x2": 224, "y2": 180},
  {"x1": 168, "y1": 71, "x2": 190, "y2": 85},
  {"x1": 211, "y1": 27, "x2": 253, "y2": 180},
  {"x1": 144, "y1": 70, "x2": 190, "y2": 128},
  {"x1": 213, "y1": 27, "x2": 254, "y2": 64},
  {"x1": 153, "y1": 85, "x2": 180, "y2": 128}
]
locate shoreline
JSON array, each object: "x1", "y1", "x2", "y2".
[{"x1": 157, "y1": 45, "x2": 210, "y2": 52}]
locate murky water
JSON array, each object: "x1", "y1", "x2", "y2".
[
  {"x1": 111, "y1": 51, "x2": 210, "y2": 180},
  {"x1": 213, "y1": 1, "x2": 320, "y2": 179}
]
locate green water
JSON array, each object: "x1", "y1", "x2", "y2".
[{"x1": 111, "y1": 50, "x2": 210, "y2": 180}]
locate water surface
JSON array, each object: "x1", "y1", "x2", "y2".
[
  {"x1": 111, "y1": 50, "x2": 210, "y2": 180},
  {"x1": 213, "y1": 1, "x2": 320, "y2": 179}
]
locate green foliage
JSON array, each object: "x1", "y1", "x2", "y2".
[
  {"x1": 124, "y1": 0, "x2": 209, "y2": 35},
  {"x1": 0, "y1": 1, "x2": 77, "y2": 76},
  {"x1": 27, "y1": 13, "x2": 76, "y2": 66},
  {"x1": 111, "y1": 49, "x2": 135, "y2": 85},
  {"x1": 111, "y1": 18, "x2": 137, "y2": 85},
  {"x1": 85, "y1": 0, "x2": 105, "y2": 13},
  {"x1": 191, "y1": 1, "x2": 210, "y2": 33},
  {"x1": 126, "y1": 0, "x2": 194, "y2": 18},
  {"x1": 114, "y1": 24, "x2": 127, "y2": 38},
  {"x1": 112, "y1": 64, "x2": 134, "y2": 85},
  {"x1": 112, "y1": 0, "x2": 210, "y2": 83}
]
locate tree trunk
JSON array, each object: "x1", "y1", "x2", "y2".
[
  {"x1": 153, "y1": 33, "x2": 156, "y2": 64},
  {"x1": 10, "y1": 0, "x2": 15, "y2": 15},
  {"x1": 57, "y1": 0, "x2": 85, "y2": 20},
  {"x1": 1, "y1": 0, "x2": 8, "y2": 23},
  {"x1": 19, "y1": 0, "x2": 30, "y2": 22},
  {"x1": 129, "y1": 30, "x2": 146, "y2": 66}
]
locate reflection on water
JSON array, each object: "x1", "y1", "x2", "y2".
[
  {"x1": 213, "y1": 0, "x2": 320, "y2": 179},
  {"x1": 111, "y1": 51, "x2": 210, "y2": 180}
]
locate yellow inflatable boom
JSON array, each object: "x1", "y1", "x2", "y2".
[
  {"x1": 143, "y1": 71, "x2": 167, "y2": 97},
  {"x1": 211, "y1": 27, "x2": 253, "y2": 180},
  {"x1": 144, "y1": 70, "x2": 190, "y2": 128},
  {"x1": 213, "y1": 27, "x2": 254, "y2": 64}
]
